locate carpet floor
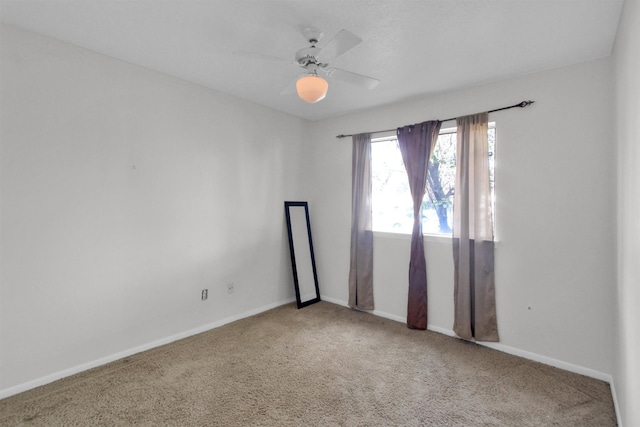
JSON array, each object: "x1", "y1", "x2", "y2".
[{"x1": 0, "y1": 301, "x2": 617, "y2": 426}]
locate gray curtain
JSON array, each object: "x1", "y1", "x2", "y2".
[
  {"x1": 453, "y1": 112, "x2": 499, "y2": 341},
  {"x1": 397, "y1": 121, "x2": 442, "y2": 329},
  {"x1": 348, "y1": 133, "x2": 374, "y2": 310}
]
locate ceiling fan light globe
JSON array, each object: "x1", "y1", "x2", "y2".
[{"x1": 296, "y1": 75, "x2": 328, "y2": 103}]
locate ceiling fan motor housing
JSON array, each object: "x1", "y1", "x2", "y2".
[{"x1": 295, "y1": 46, "x2": 327, "y2": 69}]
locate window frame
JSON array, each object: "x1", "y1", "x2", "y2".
[{"x1": 370, "y1": 122, "x2": 496, "y2": 239}]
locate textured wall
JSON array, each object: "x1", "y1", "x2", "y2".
[
  {"x1": 0, "y1": 24, "x2": 307, "y2": 392},
  {"x1": 307, "y1": 58, "x2": 616, "y2": 377},
  {"x1": 614, "y1": 0, "x2": 640, "y2": 425}
]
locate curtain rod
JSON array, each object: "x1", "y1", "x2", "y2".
[{"x1": 335, "y1": 100, "x2": 535, "y2": 139}]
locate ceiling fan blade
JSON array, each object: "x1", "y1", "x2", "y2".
[
  {"x1": 317, "y1": 29, "x2": 362, "y2": 61},
  {"x1": 326, "y1": 68, "x2": 380, "y2": 90},
  {"x1": 280, "y1": 78, "x2": 297, "y2": 95}
]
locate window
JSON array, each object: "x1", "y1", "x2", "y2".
[{"x1": 371, "y1": 124, "x2": 495, "y2": 235}]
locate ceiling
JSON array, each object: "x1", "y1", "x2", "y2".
[{"x1": 0, "y1": 0, "x2": 624, "y2": 121}]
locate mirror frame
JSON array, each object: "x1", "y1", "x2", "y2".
[{"x1": 284, "y1": 201, "x2": 321, "y2": 309}]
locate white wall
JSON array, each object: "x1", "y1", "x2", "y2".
[
  {"x1": 0, "y1": 24, "x2": 307, "y2": 393},
  {"x1": 614, "y1": 0, "x2": 640, "y2": 425},
  {"x1": 307, "y1": 58, "x2": 616, "y2": 377},
  {"x1": 0, "y1": 19, "x2": 624, "y2": 412}
]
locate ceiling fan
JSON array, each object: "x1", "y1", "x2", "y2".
[{"x1": 265, "y1": 27, "x2": 380, "y2": 103}]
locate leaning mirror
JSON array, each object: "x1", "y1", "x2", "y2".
[{"x1": 284, "y1": 201, "x2": 321, "y2": 309}]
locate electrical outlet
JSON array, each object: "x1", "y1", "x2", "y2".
[
  {"x1": 227, "y1": 282, "x2": 234, "y2": 294},
  {"x1": 201, "y1": 289, "x2": 208, "y2": 301}
]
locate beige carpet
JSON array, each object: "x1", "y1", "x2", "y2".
[{"x1": 0, "y1": 301, "x2": 617, "y2": 426}]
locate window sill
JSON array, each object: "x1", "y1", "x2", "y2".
[
  {"x1": 373, "y1": 231, "x2": 501, "y2": 246},
  {"x1": 373, "y1": 231, "x2": 452, "y2": 244}
]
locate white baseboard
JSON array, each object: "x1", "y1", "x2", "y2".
[
  {"x1": 321, "y1": 295, "x2": 620, "y2": 422},
  {"x1": 321, "y1": 296, "x2": 405, "y2": 322},
  {"x1": 477, "y1": 339, "x2": 612, "y2": 383},
  {"x1": 2, "y1": 295, "x2": 621, "y2": 427},
  {"x1": 430, "y1": 326, "x2": 614, "y2": 385},
  {"x1": 323, "y1": 297, "x2": 613, "y2": 378},
  {"x1": 320, "y1": 296, "x2": 348, "y2": 307},
  {"x1": 430, "y1": 322, "x2": 621, "y2": 426},
  {"x1": 609, "y1": 377, "x2": 623, "y2": 427},
  {"x1": 0, "y1": 298, "x2": 295, "y2": 400},
  {"x1": 320, "y1": 296, "x2": 408, "y2": 323}
]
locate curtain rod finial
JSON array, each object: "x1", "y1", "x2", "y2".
[
  {"x1": 336, "y1": 134, "x2": 347, "y2": 139},
  {"x1": 520, "y1": 100, "x2": 535, "y2": 107}
]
